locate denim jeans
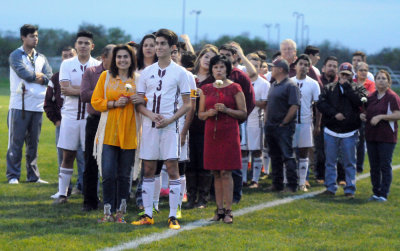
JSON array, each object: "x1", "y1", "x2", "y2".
[
  {"x1": 324, "y1": 132, "x2": 358, "y2": 194},
  {"x1": 55, "y1": 125, "x2": 85, "y2": 190},
  {"x1": 366, "y1": 141, "x2": 396, "y2": 199},
  {"x1": 102, "y1": 144, "x2": 135, "y2": 213},
  {"x1": 265, "y1": 124, "x2": 298, "y2": 190}
]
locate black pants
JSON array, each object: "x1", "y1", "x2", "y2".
[
  {"x1": 186, "y1": 133, "x2": 212, "y2": 203},
  {"x1": 83, "y1": 114, "x2": 100, "y2": 208}
]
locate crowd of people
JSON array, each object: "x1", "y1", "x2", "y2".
[{"x1": 6, "y1": 24, "x2": 400, "y2": 230}]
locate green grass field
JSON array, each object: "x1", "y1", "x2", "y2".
[{"x1": 0, "y1": 78, "x2": 400, "y2": 250}]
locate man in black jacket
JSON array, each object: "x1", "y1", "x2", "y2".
[{"x1": 317, "y1": 62, "x2": 367, "y2": 198}]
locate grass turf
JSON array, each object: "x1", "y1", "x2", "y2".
[{"x1": 0, "y1": 79, "x2": 400, "y2": 250}]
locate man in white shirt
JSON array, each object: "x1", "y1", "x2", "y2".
[
  {"x1": 7, "y1": 24, "x2": 52, "y2": 184},
  {"x1": 290, "y1": 54, "x2": 321, "y2": 191},
  {"x1": 53, "y1": 31, "x2": 101, "y2": 204},
  {"x1": 132, "y1": 29, "x2": 191, "y2": 230}
]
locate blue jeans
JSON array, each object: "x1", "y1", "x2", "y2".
[
  {"x1": 55, "y1": 125, "x2": 85, "y2": 190},
  {"x1": 265, "y1": 124, "x2": 298, "y2": 190},
  {"x1": 102, "y1": 144, "x2": 134, "y2": 213},
  {"x1": 324, "y1": 132, "x2": 357, "y2": 194},
  {"x1": 366, "y1": 141, "x2": 395, "y2": 199}
]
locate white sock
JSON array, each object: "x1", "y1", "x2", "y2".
[
  {"x1": 283, "y1": 165, "x2": 287, "y2": 184},
  {"x1": 161, "y1": 165, "x2": 169, "y2": 189},
  {"x1": 262, "y1": 148, "x2": 270, "y2": 175},
  {"x1": 58, "y1": 167, "x2": 73, "y2": 196},
  {"x1": 168, "y1": 178, "x2": 181, "y2": 218},
  {"x1": 252, "y1": 157, "x2": 263, "y2": 183},
  {"x1": 153, "y1": 175, "x2": 161, "y2": 211},
  {"x1": 241, "y1": 156, "x2": 249, "y2": 183},
  {"x1": 298, "y1": 158, "x2": 309, "y2": 186},
  {"x1": 142, "y1": 177, "x2": 155, "y2": 217},
  {"x1": 179, "y1": 175, "x2": 186, "y2": 207}
]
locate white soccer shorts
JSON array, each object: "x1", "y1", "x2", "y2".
[
  {"x1": 57, "y1": 117, "x2": 86, "y2": 151},
  {"x1": 292, "y1": 123, "x2": 313, "y2": 148}
]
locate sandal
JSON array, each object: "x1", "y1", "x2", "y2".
[
  {"x1": 210, "y1": 208, "x2": 225, "y2": 221},
  {"x1": 223, "y1": 209, "x2": 233, "y2": 224}
]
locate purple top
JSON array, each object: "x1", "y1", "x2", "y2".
[
  {"x1": 80, "y1": 63, "x2": 105, "y2": 116},
  {"x1": 365, "y1": 88, "x2": 400, "y2": 143}
]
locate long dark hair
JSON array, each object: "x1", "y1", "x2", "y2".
[
  {"x1": 137, "y1": 34, "x2": 157, "y2": 70},
  {"x1": 109, "y1": 44, "x2": 137, "y2": 78}
]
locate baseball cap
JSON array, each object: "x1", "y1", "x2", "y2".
[
  {"x1": 271, "y1": 58, "x2": 289, "y2": 72},
  {"x1": 339, "y1": 62, "x2": 353, "y2": 75}
]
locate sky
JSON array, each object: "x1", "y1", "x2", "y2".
[{"x1": 1, "y1": 0, "x2": 399, "y2": 54}]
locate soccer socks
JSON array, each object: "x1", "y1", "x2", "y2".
[
  {"x1": 241, "y1": 156, "x2": 249, "y2": 183},
  {"x1": 153, "y1": 175, "x2": 161, "y2": 211},
  {"x1": 161, "y1": 166, "x2": 169, "y2": 189},
  {"x1": 298, "y1": 158, "x2": 309, "y2": 186},
  {"x1": 142, "y1": 178, "x2": 155, "y2": 217},
  {"x1": 262, "y1": 148, "x2": 270, "y2": 175},
  {"x1": 252, "y1": 156, "x2": 263, "y2": 183},
  {"x1": 58, "y1": 167, "x2": 73, "y2": 196},
  {"x1": 179, "y1": 175, "x2": 186, "y2": 207},
  {"x1": 169, "y1": 179, "x2": 181, "y2": 218}
]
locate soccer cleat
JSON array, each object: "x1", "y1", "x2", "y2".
[
  {"x1": 299, "y1": 185, "x2": 308, "y2": 192},
  {"x1": 115, "y1": 211, "x2": 126, "y2": 224},
  {"x1": 52, "y1": 195, "x2": 68, "y2": 204},
  {"x1": 176, "y1": 206, "x2": 182, "y2": 219},
  {"x1": 98, "y1": 214, "x2": 115, "y2": 223},
  {"x1": 8, "y1": 178, "x2": 19, "y2": 184},
  {"x1": 35, "y1": 178, "x2": 49, "y2": 184},
  {"x1": 131, "y1": 214, "x2": 154, "y2": 225},
  {"x1": 168, "y1": 216, "x2": 181, "y2": 230},
  {"x1": 137, "y1": 207, "x2": 159, "y2": 216}
]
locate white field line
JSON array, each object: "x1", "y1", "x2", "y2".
[{"x1": 101, "y1": 165, "x2": 400, "y2": 251}]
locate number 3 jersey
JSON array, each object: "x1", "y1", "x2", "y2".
[{"x1": 137, "y1": 61, "x2": 191, "y2": 128}]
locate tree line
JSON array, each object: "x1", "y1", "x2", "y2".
[{"x1": 1, "y1": 23, "x2": 399, "y2": 71}]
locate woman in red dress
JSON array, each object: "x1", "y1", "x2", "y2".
[{"x1": 198, "y1": 55, "x2": 247, "y2": 223}]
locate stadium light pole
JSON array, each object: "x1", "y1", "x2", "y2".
[
  {"x1": 191, "y1": 10, "x2": 202, "y2": 45},
  {"x1": 304, "y1": 25, "x2": 310, "y2": 46},
  {"x1": 264, "y1": 24, "x2": 272, "y2": 45},
  {"x1": 292, "y1": 12, "x2": 300, "y2": 45},
  {"x1": 299, "y1": 13, "x2": 305, "y2": 48},
  {"x1": 182, "y1": 0, "x2": 186, "y2": 34},
  {"x1": 275, "y1": 23, "x2": 280, "y2": 45}
]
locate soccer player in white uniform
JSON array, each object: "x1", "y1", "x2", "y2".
[
  {"x1": 240, "y1": 53, "x2": 270, "y2": 188},
  {"x1": 132, "y1": 29, "x2": 191, "y2": 230},
  {"x1": 290, "y1": 54, "x2": 321, "y2": 191},
  {"x1": 53, "y1": 31, "x2": 101, "y2": 204}
]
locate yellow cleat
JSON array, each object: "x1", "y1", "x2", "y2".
[
  {"x1": 168, "y1": 217, "x2": 181, "y2": 230},
  {"x1": 131, "y1": 214, "x2": 154, "y2": 225}
]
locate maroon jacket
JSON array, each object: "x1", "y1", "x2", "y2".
[
  {"x1": 44, "y1": 72, "x2": 63, "y2": 125},
  {"x1": 81, "y1": 63, "x2": 105, "y2": 116},
  {"x1": 229, "y1": 68, "x2": 256, "y2": 122}
]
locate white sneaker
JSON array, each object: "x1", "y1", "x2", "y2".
[
  {"x1": 9, "y1": 178, "x2": 19, "y2": 184},
  {"x1": 299, "y1": 185, "x2": 308, "y2": 192},
  {"x1": 368, "y1": 195, "x2": 379, "y2": 201},
  {"x1": 378, "y1": 196, "x2": 387, "y2": 202},
  {"x1": 50, "y1": 192, "x2": 60, "y2": 199},
  {"x1": 36, "y1": 178, "x2": 49, "y2": 184}
]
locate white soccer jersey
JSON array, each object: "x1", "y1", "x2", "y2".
[
  {"x1": 247, "y1": 76, "x2": 270, "y2": 127},
  {"x1": 137, "y1": 61, "x2": 191, "y2": 129},
  {"x1": 290, "y1": 76, "x2": 320, "y2": 124},
  {"x1": 59, "y1": 56, "x2": 101, "y2": 120},
  {"x1": 178, "y1": 70, "x2": 197, "y2": 127}
]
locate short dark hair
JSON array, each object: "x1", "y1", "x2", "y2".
[
  {"x1": 323, "y1": 56, "x2": 338, "y2": 66},
  {"x1": 218, "y1": 44, "x2": 236, "y2": 55},
  {"x1": 76, "y1": 30, "x2": 94, "y2": 40},
  {"x1": 209, "y1": 55, "x2": 232, "y2": 78},
  {"x1": 62, "y1": 46, "x2": 74, "y2": 52},
  {"x1": 304, "y1": 45, "x2": 319, "y2": 56},
  {"x1": 102, "y1": 44, "x2": 115, "y2": 57},
  {"x1": 271, "y1": 51, "x2": 281, "y2": 61},
  {"x1": 20, "y1": 24, "x2": 38, "y2": 37},
  {"x1": 180, "y1": 51, "x2": 196, "y2": 69},
  {"x1": 352, "y1": 51, "x2": 366, "y2": 62},
  {"x1": 109, "y1": 44, "x2": 137, "y2": 78},
  {"x1": 294, "y1": 54, "x2": 312, "y2": 66},
  {"x1": 155, "y1": 29, "x2": 178, "y2": 47},
  {"x1": 137, "y1": 34, "x2": 157, "y2": 70},
  {"x1": 254, "y1": 50, "x2": 267, "y2": 61},
  {"x1": 177, "y1": 42, "x2": 187, "y2": 52}
]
